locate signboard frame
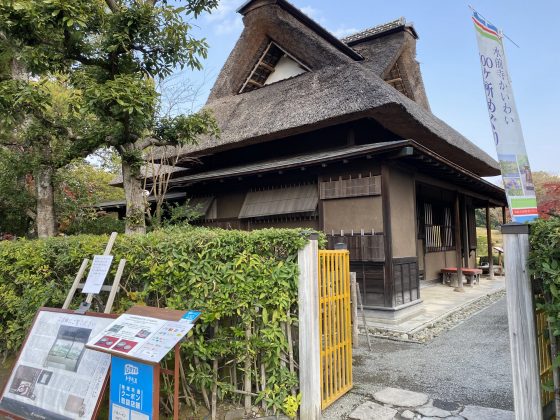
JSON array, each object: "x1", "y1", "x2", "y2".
[{"x1": 0, "y1": 307, "x2": 117, "y2": 420}]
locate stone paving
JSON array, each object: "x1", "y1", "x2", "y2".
[
  {"x1": 345, "y1": 387, "x2": 514, "y2": 420},
  {"x1": 363, "y1": 275, "x2": 506, "y2": 334}
]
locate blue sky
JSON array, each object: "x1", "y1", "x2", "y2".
[{"x1": 178, "y1": 0, "x2": 559, "y2": 173}]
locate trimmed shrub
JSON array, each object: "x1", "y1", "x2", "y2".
[{"x1": 0, "y1": 226, "x2": 313, "y2": 414}]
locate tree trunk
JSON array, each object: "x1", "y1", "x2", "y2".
[
  {"x1": 36, "y1": 165, "x2": 57, "y2": 238},
  {"x1": 121, "y1": 158, "x2": 146, "y2": 234}
]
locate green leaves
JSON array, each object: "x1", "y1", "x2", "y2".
[{"x1": 0, "y1": 227, "x2": 314, "y2": 413}]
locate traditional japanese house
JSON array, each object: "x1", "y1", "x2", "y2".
[{"x1": 106, "y1": 0, "x2": 507, "y2": 317}]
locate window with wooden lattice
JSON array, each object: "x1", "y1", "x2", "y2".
[{"x1": 420, "y1": 202, "x2": 455, "y2": 253}]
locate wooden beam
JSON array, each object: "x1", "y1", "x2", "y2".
[
  {"x1": 259, "y1": 62, "x2": 275, "y2": 72},
  {"x1": 247, "y1": 79, "x2": 263, "y2": 88}
]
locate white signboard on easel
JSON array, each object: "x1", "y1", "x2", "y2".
[{"x1": 82, "y1": 255, "x2": 114, "y2": 294}]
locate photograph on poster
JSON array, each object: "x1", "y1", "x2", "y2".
[{"x1": 0, "y1": 309, "x2": 114, "y2": 420}]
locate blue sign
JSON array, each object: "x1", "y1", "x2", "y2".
[
  {"x1": 181, "y1": 310, "x2": 201, "y2": 323},
  {"x1": 110, "y1": 356, "x2": 154, "y2": 420}
]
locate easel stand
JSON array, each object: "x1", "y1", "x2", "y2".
[{"x1": 62, "y1": 232, "x2": 126, "y2": 314}]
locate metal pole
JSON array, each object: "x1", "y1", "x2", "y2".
[{"x1": 502, "y1": 223, "x2": 542, "y2": 420}]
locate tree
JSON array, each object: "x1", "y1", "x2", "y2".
[
  {"x1": 0, "y1": 71, "x2": 104, "y2": 236},
  {"x1": 534, "y1": 171, "x2": 560, "y2": 218},
  {"x1": 0, "y1": 0, "x2": 219, "y2": 234}
]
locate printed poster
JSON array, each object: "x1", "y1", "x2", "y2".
[
  {"x1": 0, "y1": 310, "x2": 113, "y2": 420},
  {"x1": 82, "y1": 255, "x2": 114, "y2": 294},
  {"x1": 87, "y1": 314, "x2": 194, "y2": 363},
  {"x1": 472, "y1": 11, "x2": 538, "y2": 222}
]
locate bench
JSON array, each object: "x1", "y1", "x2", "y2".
[{"x1": 441, "y1": 267, "x2": 483, "y2": 287}]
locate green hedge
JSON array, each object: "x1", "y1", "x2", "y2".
[{"x1": 0, "y1": 226, "x2": 312, "y2": 415}]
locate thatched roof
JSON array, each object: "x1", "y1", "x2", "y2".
[
  {"x1": 158, "y1": 60, "x2": 499, "y2": 176},
  {"x1": 342, "y1": 18, "x2": 418, "y2": 45},
  {"x1": 155, "y1": 0, "x2": 499, "y2": 177}
]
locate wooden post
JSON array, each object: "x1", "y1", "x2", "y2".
[
  {"x1": 174, "y1": 344, "x2": 180, "y2": 420},
  {"x1": 486, "y1": 203, "x2": 494, "y2": 280},
  {"x1": 454, "y1": 194, "x2": 464, "y2": 292},
  {"x1": 502, "y1": 206, "x2": 507, "y2": 224},
  {"x1": 502, "y1": 223, "x2": 542, "y2": 420},
  {"x1": 350, "y1": 272, "x2": 359, "y2": 348},
  {"x1": 298, "y1": 233, "x2": 321, "y2": 419}
]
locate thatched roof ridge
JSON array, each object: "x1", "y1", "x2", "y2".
[
  {"x1": 157, "y1": 61, "x2": 499, "y2": 176},
  {"x1": 238, "y1": 0, "x2": 363, "y2": 61},
  {"x1": 342, "y1": 18, "x2": 418, "y2": 45}
]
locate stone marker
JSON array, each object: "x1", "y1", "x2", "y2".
[
  {"x1": 348, "y1": 401, "x2": 398, "y2": 420},
  {"x1": 373, "y1": 387, "x2": 429, "y2": 407},
  {"x1": 460, "y1": 405, "x2": 514, "y2": 420}
]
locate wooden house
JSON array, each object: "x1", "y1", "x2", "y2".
[{"x1": 106, "y1": 0, "x2": 507, "y2": 317}]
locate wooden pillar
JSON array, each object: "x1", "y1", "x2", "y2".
[
  {"x1": 381, "y1": 165, "x2": 394, "y2": 307},
  {"x1": 350, "y1": 272, "x2": 359, "y2": 349},
  {"x1": 298, "y1": 233, "x2": 321, "y2": 419},
  {"x1": 502, "y1": 206, "x2": 507, "y2": 224},
  {"x1": 454, "y1": 194, "x2": 464, "y2": 292},
  {"x1": 486, "y1": 203, "x2": 494, "y2": 279},
  {"x1": 502, "y1": 224, "x2": 542, "y2": 420},
  {"x1": 462, "y1": 198, "x2": 470, "y2": 268}
]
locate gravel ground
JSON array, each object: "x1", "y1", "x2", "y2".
[{"x1": 325, "y1": 297, "x2": 513, "y2": 418}]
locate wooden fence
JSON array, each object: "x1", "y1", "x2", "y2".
[{"x1": 536, "y1": 308, "x2": 554, "y2": 408}]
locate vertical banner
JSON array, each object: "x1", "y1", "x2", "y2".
[{"x1": 472, "y1": 11, "x2": 538, "y2": 223}]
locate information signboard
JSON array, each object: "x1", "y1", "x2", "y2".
[
  {"x1": 87, "y1": 313, "x2": 194, "y2": 363},
  {"x1": 0, "y1": 308, "x2": 115, "y2": 420},
  {"x1": 82, "y1": 255, "x2": 114, "y2": 294},
  {"x1": 110, "y1": 356, "x2": 154, "y2": 420}
]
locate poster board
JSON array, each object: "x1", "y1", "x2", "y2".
[
  {"x1": 86, "y1": 307, "x2": 199, "y2": 364},
  {"x1": 0, "y1": 308, "x2": 117, "y2": 420}
]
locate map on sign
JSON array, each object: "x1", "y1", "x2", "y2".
[
  {"x1": 82, "y1": 255, "x2": 114, "y2": 294},
  {"x1": 86, "y1": 314, "x2": 194, "y2": 363}
]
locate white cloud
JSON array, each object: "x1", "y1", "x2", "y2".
[
  {"x1": 205, "y1": 0, "x2": 244, "y2": 36},
  {"x1": 299, "y1": 5, "x2": 327, "y2": 25},
  {"x1": 332, "y1": 27, "x2": 359, "y2": 39}
]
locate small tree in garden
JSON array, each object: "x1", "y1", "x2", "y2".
[{"x1": 0, "y1": 0, "x2": 219, "y2": 234}]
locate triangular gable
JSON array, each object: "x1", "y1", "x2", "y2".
[
  {"x1": 208, "y1": 0, "x2": 360, "y2": 101},
  {"x1": 239, "y1": 41, "x2": 309, "y2": 93},
  {"x1": 381, "y1": 45, "x2": 431, "y2": 111}
]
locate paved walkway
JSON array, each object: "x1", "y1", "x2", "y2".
[
  {"x1": 364, "y1": 275, "x2": 506, "y2": 334},
  {"x1": 324, "y1": 297, "x2": 514, "y2": 419}
]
